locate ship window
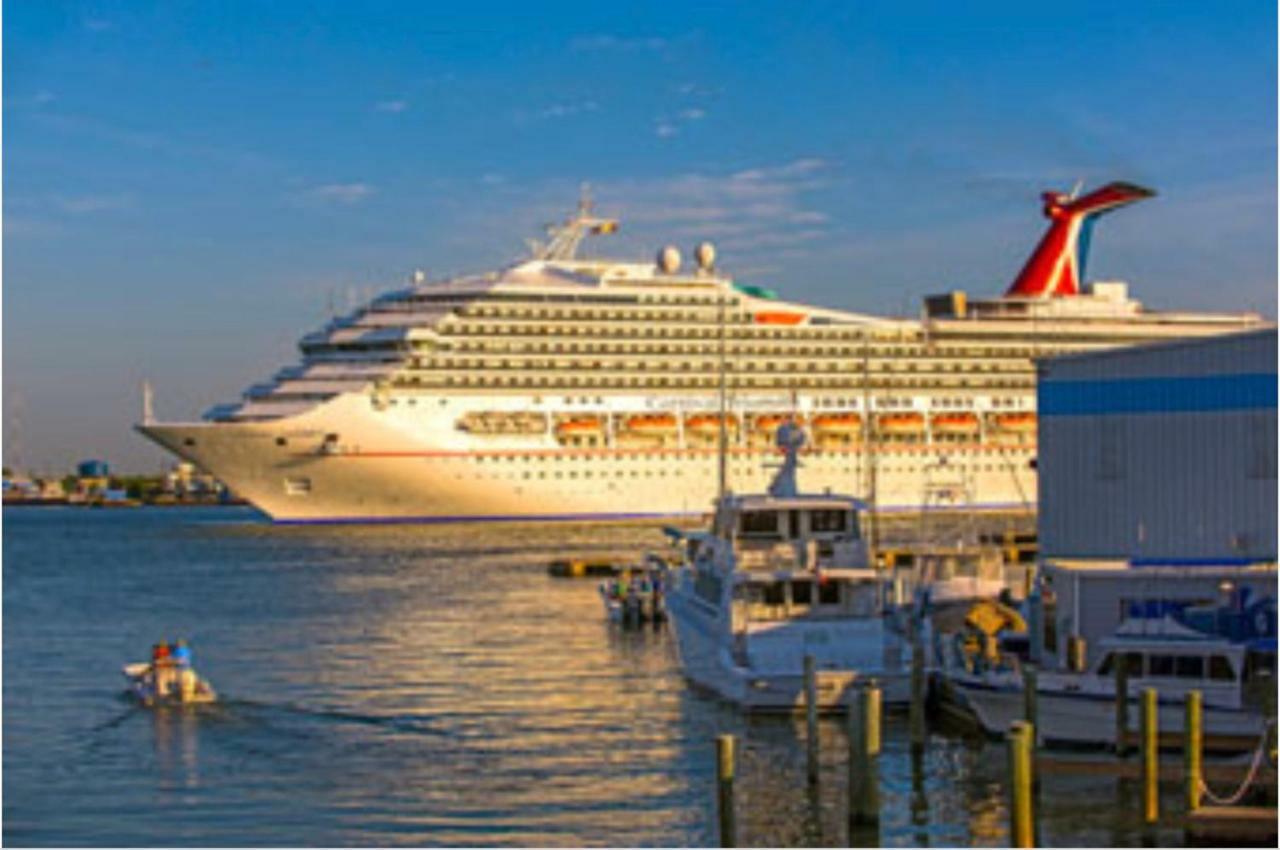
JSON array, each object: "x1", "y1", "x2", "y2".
[
  {"x1": 810, "y1": 509, "x2": 848, "y2": 533},
  {"x1": 276, "y1": 437, "x2": 288, "y2": 447},
  {"x1": 762, "y1": 582, "x2": 786, "y2": 606},
  {"x1": 183, "y1": 438, "x2": 196, "y2": 447},
  {"x1": 791, "y1": 580, "x2": 813, "y2": 605},
  {"x1": 1209, "y1": 656, "x2": 1235, "y2": 681},
  {"x1": 1148, "y1": 654, "x2": 1174, "y2": 677},
  {"x1": 1175, "y1": 656, "x2": 1204, "y2": 678},
  {"x1": 739, "y1": 511, "x2": 781, "y2": 539}
]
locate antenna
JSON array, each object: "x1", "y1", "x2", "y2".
[
  {"x1": 142, "y1": 381, "x2": 155, "y2": 425},
  {"x1": 717, "y1": 286, "x2": 729, "y2": 513}
]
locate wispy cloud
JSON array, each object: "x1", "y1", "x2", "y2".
[
  {"x1": 571, "y1": 34, "x2": 668, "y2": 52},
  {"x1": 540, "y1": 100, "x2": 599, "y2": 119},
  {"x1": 480, "y1": 173, "x2": 506, "y2": 186},
  {"x1": 53, "y1": 193, "x2": 135, "y2": 214},
  {"x1": 654, "y1": 106, "x2": 709, "y2": 138},
  {"x1": 306, "y1": 183, "x2": 375, "y2": 204},
  {"x1": 374, "y1": 100, "x2": 409, "y2": 113}
]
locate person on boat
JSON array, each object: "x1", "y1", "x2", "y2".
[
  {"x1": 151, "y1": 641, "x2": 175, "y2": 699},
  {"x1": 171, "y1": 639, "x2": 198, "y2": 702}
]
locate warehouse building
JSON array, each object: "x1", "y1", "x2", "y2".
[{"x1": 1032, "y1": 327, "x2": 1276, "y2": 669}]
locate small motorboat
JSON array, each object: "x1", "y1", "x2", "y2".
[
  {"x1": 599, "y1": 555, "x2": 668, "y2": 627},
  {"x1": 122, "y1": 661, "x2": 218, "y2": 706}
]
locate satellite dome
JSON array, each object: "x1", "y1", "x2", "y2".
[
  {"x1": 657, "y1": 245, "x2": 682, "y2": 274},
  {"x1": 694, "y1": 241, "x2": 716, "y2": 272}
]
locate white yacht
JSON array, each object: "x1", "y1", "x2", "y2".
[
  {"x1": 940, "y1": 614, "x2": 1274, "y2": 750},
  {"x1": 665, "y1": 423, "x2": 911, "y2": 711}
]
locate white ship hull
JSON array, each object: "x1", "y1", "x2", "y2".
[{"x1": 139, "y1": 394, "x2": 1036, "y2": 523}]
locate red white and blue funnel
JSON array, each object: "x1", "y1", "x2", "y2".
[{"x1": 1005, "y1": 181, "x2": 1155, "y2": 298}]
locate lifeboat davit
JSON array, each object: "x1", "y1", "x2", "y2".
[
  {"x1": 811, "y1": 412, "x2": 862, "y2": 435},
  {"x1": 931, "y1": 412, "x2": 980, "y2": 434},
  {"x1": 877, "y1": 412, "x2": 925, "y2": 435},
  {"x1": 992, "y1": 412, "x2": 1037, "y2": 433},
  {"x1": 685, "y1": 413, "x2": 740, "y2": 433},
  {"x1": 624, "y1": 413, "x2": 678, "y2": 433}
]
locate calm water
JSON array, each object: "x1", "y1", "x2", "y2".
[{"x1": 3, "y1": 507, "x2": 1187, "y2": 847}]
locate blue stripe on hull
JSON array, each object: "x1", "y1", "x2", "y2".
[{"x1": 270, "y1": 501, "x2": 1034, "y2": 525}]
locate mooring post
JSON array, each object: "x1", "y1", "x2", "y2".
[
  {"x1": 910, "y1": 638, "x2": 926, "y2": 754},
  {"x1": 1185, "y1": 690, "x2": 1202, "y2": 814},
  {"x1": 847, "y1": 680, "x2": 882, "y2": 840},
  {"x1": 1022, "y1": 664, "x2": 1038, "y2": 739},
  {"x1": 804, "y1": 653, "x2": 819, "y2": 786},
  {"x1": 1007, "y1": 720, "x2": 1034, "y2": 849},
  {"x1": 716, "y1": 734, "x2": 736, "y2": 848},
  {"x1": 1114, "y1": 661, "x2": 1131, "y2": 756},
  {"x1": 1140, "y1": 687, "x2": 1159, "y2": 826}
]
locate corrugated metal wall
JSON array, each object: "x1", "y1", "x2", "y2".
[{"x1": 1038, "y1": 328, "x2": 1277, "y2": 561}]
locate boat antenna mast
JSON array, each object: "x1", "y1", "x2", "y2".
[
  {"x1": 717, "y1": 282, "x2": 729, "y2": 518},
  {"x1": 529, "y1": 183, "x2": 620, "y2": 261}
]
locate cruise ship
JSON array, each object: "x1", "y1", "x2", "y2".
[{"x1": 137, "y1": 182, "x2": 1266, "y2": 523}]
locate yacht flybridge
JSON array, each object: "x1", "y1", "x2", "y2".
[{"x1": 664, "y1": 423, "x2": 911, "y2": 711}]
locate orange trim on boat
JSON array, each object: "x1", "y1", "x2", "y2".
[{"x1": 623, "y1": 414, "x2": 678, "y2": 432}]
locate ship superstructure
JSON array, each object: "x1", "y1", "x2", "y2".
[{"x1": 137, "y1": 185, "x2": 1267, "y2": 522}]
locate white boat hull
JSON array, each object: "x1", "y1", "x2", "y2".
[
  {"x1": 946, "y1": 677, "x2": 1266, "y2": 749},
  {"x1": 667, "y1": 591, "x2": 912, "y2": 712}
]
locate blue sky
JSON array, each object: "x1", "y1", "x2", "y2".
[{"x1": 4, "y1": 1, "x2": 1276, "y2": 473}]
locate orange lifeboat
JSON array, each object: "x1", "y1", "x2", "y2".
[
  {"x1": 877, "y1": 412, "x2": 925, "y2": 434},
  {"x1": 555, "y1": 416, "x2": 604, "y2": 436},
  {"x1": 685, "y1": 413, "x2": 740, "y2": 433},
  {"x1": 811, "y1": 412, "x2": 862, "y2": 434},
  {"x1": 624, "y1": 413, "x2": 678, "y2": 433},
  {"x1": 992, "y1": 412, "x2": 1037, "y2": 433},
  {"x1": 752, "y1": 413, "x2": 804, "y2": 432},
  {"x1": 931, "y1": 412, "x2": 980, "y2": 434}
]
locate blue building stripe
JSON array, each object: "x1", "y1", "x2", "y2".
[{"x1": 1040, "y1": 373, "x2": 1277, "y2": 416}]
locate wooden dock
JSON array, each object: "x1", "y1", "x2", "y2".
[
  {"x1": 1185, "y1": 805, "x2": 1278, "y2": 843},
  {"x1": 1036, "y1": 753, "x2": 1277, "y2": 789}
]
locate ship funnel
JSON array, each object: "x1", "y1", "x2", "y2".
[{"x1": 1005, "y1": 181, "x2": 1154, "y2": 298}]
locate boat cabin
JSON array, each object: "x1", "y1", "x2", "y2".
[
  {"x1": 713, "y1": 493, "x2": 868, "y2": 572},
  {"x1": 731, "y1": 568, "x2": 882, "y2": 624}
]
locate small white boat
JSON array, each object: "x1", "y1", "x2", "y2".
[
  {"x1": 598, "y1": 555, "x2": 668, "y2": 626},
  {"x1": 939, "y1": 615, "x2": 1273, "y2": 750},
  {"x1": 122, "y1": 662, "x2": 218, "y2": 706}
]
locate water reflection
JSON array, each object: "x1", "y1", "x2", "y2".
[{"x1": 2, "y1": 509, "x2": 1195, "y2": 847}]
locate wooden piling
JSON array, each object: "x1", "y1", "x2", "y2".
[
  {"x1": 1022, "y1": 665, "x2": 1038, "y2": 741},
  {"x1": 1185, "y1": 690, "x2": 1203, "y2": 814},
  {"x1": 804, "y1": 654, "x2": 818, "y2": 786},
  {"x1": 1114, "y1": 661, "x2": 1130, "y2": 756},
  {"x1": 909, "y1": 640, "x2": 926, "y2": 754},
  {"x1": 1140, "y1": 688, "x2": 1159, "y2": 825},
  {"x1": 847, "y1": 681, "x2": 882, "y2": 833},
  {"x1": 716, "y1": 734, "x2": 736, "y2": 848},
  {"x1": 1007, "y1": 721, "x2": 1035, "y2": 848}
]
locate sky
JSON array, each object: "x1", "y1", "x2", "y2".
[{"x1": 3, "y1": 0, "x2": 1276, "y2": 474}]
